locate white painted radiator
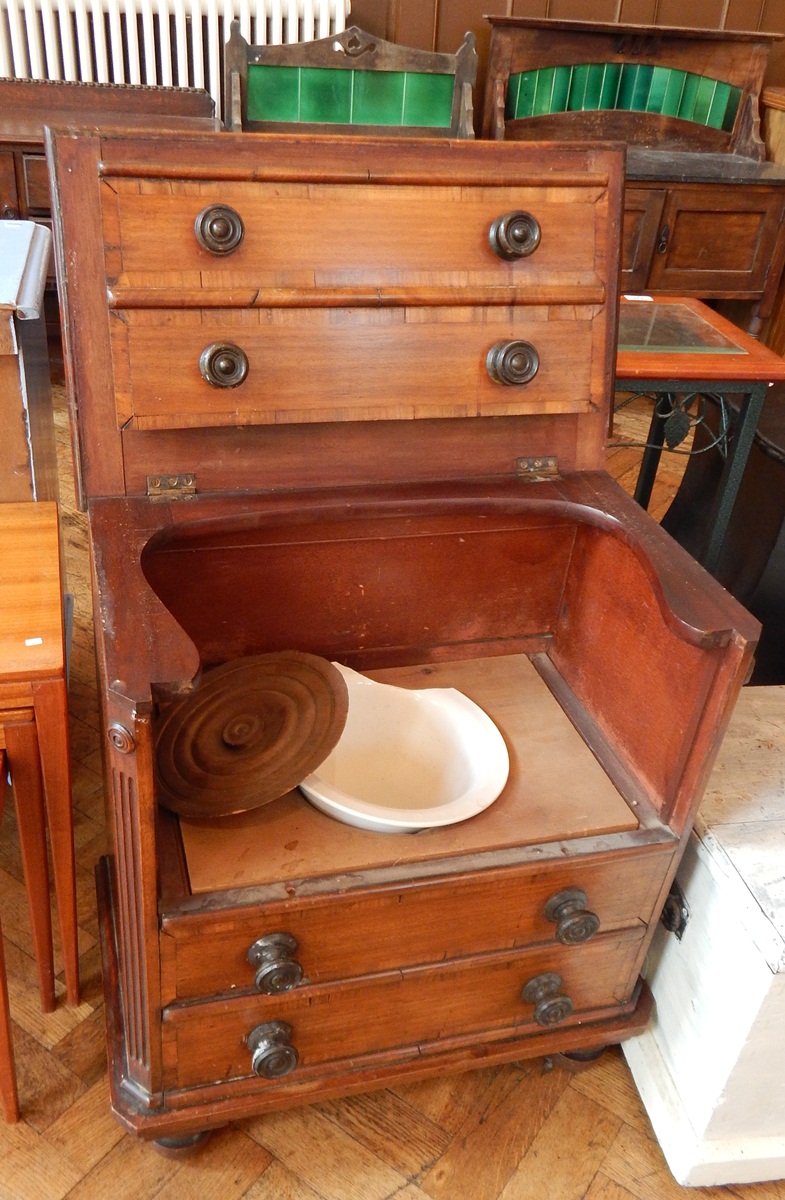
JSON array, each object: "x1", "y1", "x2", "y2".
[{"x1": 0, "y1": 0, "x2": 350, "y2": 118}]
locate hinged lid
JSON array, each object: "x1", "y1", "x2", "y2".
[
  {"x1": 154, "y1": 650, "x2": 349, "y2": 817},
  {"x1": 47, "y1": 131, "x2": 623, "y2": 505}
]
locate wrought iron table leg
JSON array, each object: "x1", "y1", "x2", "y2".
[
  {"x1": 633, "y1": 392, "x2": 671, "y2": 510},
  {"x1": 701, "y1": 382, "x2": 768, "y2": 575}
]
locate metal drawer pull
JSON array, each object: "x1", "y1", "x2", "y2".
[
  {"x1": 247, "y1": 1021, "x2": 298, "y2": 1079},
  {"x1": 248, "y1": 933, "x2": 304, "y2": 994},
  {"x1": 199, "y1": 342, "x2": 249, "y2": 388},
  {"x1": 545, "y1": 888, "x2": 600, "y2": 945},
  {"x1": 486, "y1": 339, "x2": 539, "y2": 386},
  {"x1": 521, "y1": 972, "x2": 573, "y2": 1027},
  {"x1": 657, "y1": 223, "x2": 670, "y2": 254},
  {"x1": 489, "y1": 211, "x2": 541, "y2": 260},
  {"x1": 194, "y1": 204, "x2": 245, "y2": 255}
]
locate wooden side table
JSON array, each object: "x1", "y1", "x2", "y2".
[
  {"x1": 614, "y1": 295, "x2": 785, "y2": 574},
  {"x1": 0, "y1": 502, "x2": 78, "y2": 1010},
  {"x1": 0, "y1": 748, "x2": 19, "y2": 1122}
]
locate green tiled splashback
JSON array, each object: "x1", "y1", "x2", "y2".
[
  {"x1": 506, "y1": 63, "x2": 741, "y2": 131},
  {"x1": 247, "y1": 64, "x2": 454, "y2": 126}
]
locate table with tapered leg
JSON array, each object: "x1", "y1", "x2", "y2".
[{"x1": 0, "y1": 502, "x2": 78, "y2": 1009}]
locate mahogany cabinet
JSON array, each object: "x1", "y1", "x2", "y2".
[
  {"x1": 47, "y1": 130, "x2": 758, "y2": 1144},
  {"x1": 620, "y1": 164, "x2": 785, "y2": 301},
  {"x1": 483, "y1": 18, "x2": 785, "y2": 330}
]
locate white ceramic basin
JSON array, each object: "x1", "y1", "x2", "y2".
[{"x1": 299, "y1": 663, "x2": 510, "y2": 833}]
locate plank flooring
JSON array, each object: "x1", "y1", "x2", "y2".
[{"x1": 0, "y1": 387, "x2": 777, "y2": 1200}]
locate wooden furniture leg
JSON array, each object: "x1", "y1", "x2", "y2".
[
  {"x1": 0, "y1": 750, "x2": 20, "y2": 1123},
  {"x1": 4, "y1": 720, "x2": 55, "y2": 1013},
  {"x1": 31, "y1": 678, "x2": 79, "y2": 1006},
  {"x1": 0, "y1": 921, "x2": 19, "y2": 1122}
]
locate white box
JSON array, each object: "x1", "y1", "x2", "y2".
[{"x1": 624, "y1": 685, "x2": 785, "y2": 1187}]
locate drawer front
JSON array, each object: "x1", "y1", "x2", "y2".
[
  {"x1": 103, "y1": 178, "x2": 606, "y2": 292},
  {"x1": 162, "y1": 928, "x2": 646, "y2": 1090},
  {"x1": 161, "y1": 847, "x2": 672, "y2": 1003},
  {"x1": 110, "y1": 305, "x2": 602, "y2": 429}
]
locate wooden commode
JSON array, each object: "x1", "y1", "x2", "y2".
[{"x1": 46, "y1": 130, "x2": 758, "y2": 1144}]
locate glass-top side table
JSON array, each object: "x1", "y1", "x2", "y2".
[{"x1": 615, "y1": 296, "x2": 785, "y2": 574}]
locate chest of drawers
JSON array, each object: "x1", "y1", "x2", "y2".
[{"x1": 47, "y1": 130, "x2": 757, "y2": 1145}]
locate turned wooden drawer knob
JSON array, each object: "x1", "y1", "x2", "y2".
[
  {"x1": 199, "y1": 342, "x2": 249, "y2": 388},
  {"x1": 486, "y1": 340, "x2": 539, "y2": 386},
  {"x1": 489, "y1": 211, "x2": 541, "y2": 260},
  {"x1": 521, "y1": 972, "x2": 573, "y2": 1027},
  {"x1": 247, "y1": 1021, "x2": 298, "y2": 1079},
  {"x1": 247, "y1": 933, "x2": 304, "y2": 994},
  {"x1": 194, "y1": 204, "x2": 245, "y2": 255},
  {"x1": 545, "y1": 888, "x2": 600, "y2": 945}
]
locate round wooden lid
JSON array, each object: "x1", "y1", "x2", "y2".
[{"x1": 155, "y1": 651, "x2": 349, "y2": 818}]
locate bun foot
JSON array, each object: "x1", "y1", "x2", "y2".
[
  {"x1": 152, "y1": 1130, "x2": 212, "y2": 1156},
  {"x1": 549, "y1": 1045, "x2": 607, "y2": 1074}
]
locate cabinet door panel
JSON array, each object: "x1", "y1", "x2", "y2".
[
  {"x1": 646, "y1": 185, "x2": 785, "y2": 297},
  {"x1": 621, "y1": 188, "x2": 666, "y2": 293}
]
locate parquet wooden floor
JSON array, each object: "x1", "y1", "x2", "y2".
[{"x1": 0, "y1": 389, "x2": 779, "y2": 1200}]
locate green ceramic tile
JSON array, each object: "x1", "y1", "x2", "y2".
[
  {"x1": 646, "y1": 66, "x2": 670, "y2": 114},
  {"x1": 402, "y1": 71, "x2": 452, "y2": 127},
  {"x1": 522, "y1": 70, "x2": 541, "y2": 117},
  {"x1": 352, "y1": 70, "x2": 405, "y2": 124},
  {"x1": 630, "y1": 63, "x2": 654, "y2": 111},
  {"x1": 246, "y1": 64, "x2": 301, "y2": 122},
  {"x1": 677, "y1": 72, "x2": 700, "y2": 121},
  {"x1": 706, "y1": 79, "x2": 732, "y2": 129},
  {"x1": 582, "y1": 63, "x2": 605, "y2": 110},
  {"x1": 661, "y1": 68, "x2": 687, "y2": 117},
  {"x1": 507, "y1": 71, "x2": 534, "y2": 118},
  {"x1": 692, "y1": 75, "x2": 718, "y2": 125},
  {"x1": 599, "y1": 62, "x2": 622, "y2": 109},
  {"x1": 567, "y1": 63, "x2": 590, "y2": 110},
  {"x1": 503, "y1": 61, "x2": 739, "y2": 129},
  {"x1": 550, "y1": 65, "x2": 572, "y2": 112},
  {"x1": 616, "y1": 63, "x2": 638, "y2": 110},
  {"x1": 533, "y1": 66, "x2": 557, "y2": 115},
  {"x1": 722, "y1": 84, "x2": 742, "y2": 132},
  {"x1": 298, "y1": 66, "x2": 352, "y2": 123}
]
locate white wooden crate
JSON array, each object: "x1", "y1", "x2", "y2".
[{"x1": 624, "y1": 685, "x2": 785, "y2": 1186}]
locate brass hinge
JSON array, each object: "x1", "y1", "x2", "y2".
[
  {"x1": 146, "y1": 473, "x2": 197, "y2": 501},
  {"x1": 515, "y1": 456, "x2": 559, "y2": 480}
]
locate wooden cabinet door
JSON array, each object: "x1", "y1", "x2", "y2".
[
  {"x1": 645, "y1": 184, "x2": 785, "y2": 298},
  {"x1": 621, "y1": 188, "x2": 666, "y2": 293}
]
